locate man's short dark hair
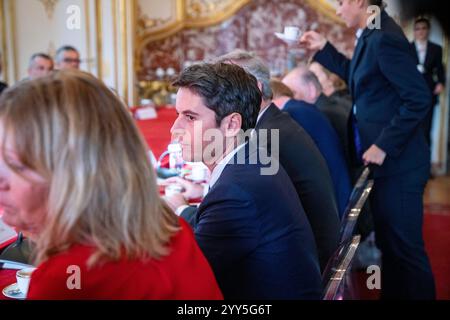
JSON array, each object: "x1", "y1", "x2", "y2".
[
  {"x1": 173, "y1": 62, "x2": 262, "y2": 132},
  {"x1": 29, "y1": 53, "x2": 53, "y2": 67},
  {"x1": 368, "y1": 0, "x2": 383, "y2": 7},
  {"x1": 414, "y1": 17, "x2": 431, "y2": 29},
  {"x1": 55, "y1": 45, "x2": 79, "y2": 62}
]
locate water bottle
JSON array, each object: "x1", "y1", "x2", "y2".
[{"x1": 168, "y1": 142, "x2": 184, "y2": 172}]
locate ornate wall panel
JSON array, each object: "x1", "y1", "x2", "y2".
[{"x1": 137, "y1": 0, "x2": 355, "y2": 82}]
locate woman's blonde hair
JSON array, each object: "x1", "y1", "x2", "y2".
[{"x1": 0, "y1": 70, "x2": 180, "y2": 266}]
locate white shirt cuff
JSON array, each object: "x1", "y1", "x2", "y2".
[{"x1": 175, "y1": 205, "x2": 190, "y2": 217}]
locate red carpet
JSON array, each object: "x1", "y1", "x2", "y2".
[
  {"x1": 423, "y1": 208, "x2": 450, "y2": 300},
  {"x1": 353, "y1": 209, "x2": 450, "y2": 300},
  {"x1": 135, "y1": 107, "x2": 178, "y2": 158}
]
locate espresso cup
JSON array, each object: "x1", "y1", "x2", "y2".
[
  {"x1": 16, "y1": 267, "x2": 37, "y2": 296},
  {"x1": 284, "y1": 26, "x2": 301, "y2": 40}
]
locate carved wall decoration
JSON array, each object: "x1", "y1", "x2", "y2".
[
  {"x1": 137, "y1": 0, "x2": 355, "y2": 83},
  {"x1": 38, "y1": 0, "x2": 59, "y2": 19},
  {"x1": 186, "y1": 0, "x2": 236, "y2": 19}
]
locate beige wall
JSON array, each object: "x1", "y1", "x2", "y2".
[{"x1": 0, "y1": 0, "x2": 136, "y2": 106}]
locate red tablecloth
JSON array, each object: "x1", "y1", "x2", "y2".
[
  {"x1": 135, "y1": 107, "x2": 178, "y2": 159},
  {"x1": 0, "y1": 107, "x2": 178, "y2": 300}
]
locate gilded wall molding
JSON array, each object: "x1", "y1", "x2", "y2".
[
  {"x1": 95, "y1": 0, "x2": 103, "y2": 79},
  {"x1": 0, "y1": 0, "x2": 8, "y2": 83},
  {"x1": 136, "y1": 0, "x2": 250, "y2": 51},
  {"x1": 136, "y1": 0, "x2": 342, "y2": 53},
  {"x1": 84, "y1": 0, "x2": 92, "y2": 73},
  {"x1": 306, "y1": 0, "x2": 343, "y2": 25},
  {"x1": 9, "y1": 0, "x2": 18, "y2": 82},
  {"x1": 38, "y1": 0, "x2": 59, "y2": 19},
  {"x1": 437, "y1": 37, "x2": 449, "y2": 173}
]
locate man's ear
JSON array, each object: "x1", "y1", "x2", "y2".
[
  {"x1": 257, "y1": 81, "x2": 264, "y2": 96},
  {"x1": 222, "y1": 112, "x2": 243, "y2": 138}
]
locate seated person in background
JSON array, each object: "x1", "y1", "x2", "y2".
[
  {"x1": 309, "y1": 62, "x2": 353, "y2": 165},
  {"x1": 309, "y1": 63, "x2": 375, "y2": 240},
  {"x1": 0, "y1": 70, "x2": 223, "y2": 300},
  {"x1": 214, "y1": 49, "x2": 340, "y2": 272},
  {"x1": 55, "y1": 45, "x2": 81, "y2": 70},
  {"x1": 282, "y1": 68, "x2": 352, "y2": 217},
  {"x1": 27, "y1": 53, "x2": 54, "y2": 80},
  {"x1": 166, "y1": 62, "x2": 322, "y2": 299}
]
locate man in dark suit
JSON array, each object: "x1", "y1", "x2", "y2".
[
  {"x1": 309, "y1": 62, "x2": 353, "y2": 166},
  {"x1": 166, "y1": 62, "x2": 322, "y2": 299},
  {"x1": 411, "y1": 17, "x2": 446, "y2": 147},
  {"x1": 281, "y1": 69, "x2": 352, "y2": 217},
  {"x1": 301, "y1": 0, "x2": 435, "y2": 299},
  {"x1": 216, "y1": 50, "x2": 341, "y2": 272}
]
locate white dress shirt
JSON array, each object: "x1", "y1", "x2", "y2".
[{"x1": 415, "y1": 40, "x2": 427, "y2": 73}]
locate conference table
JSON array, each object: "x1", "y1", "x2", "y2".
[{"x1": 0, "y1": 106, "x2": 178, "y2": 300}]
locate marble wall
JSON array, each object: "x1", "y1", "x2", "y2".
[{"x1": 137, "y1": 0, "x2": 355, "y2": 81}]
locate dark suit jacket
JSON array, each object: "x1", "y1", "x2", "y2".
[
  {"x1": 316, "y1": 93, "x2": 353, "y2": 167},
  {"x1": 0, "y1": 81, "x2": 7, "y2": 95},
  {"x1": 283, "y1": 99, "x2": 352, "y2": 217},
  {"x1": 314, "y1": 10, "x2": 431, "y2": 178},
  {"x1": 182, "y1": 145, "x2": 322, "y2": 300},
  {"x1": 255, "y1": 104, "x2": 340, "y2": 271},
  {"x1": 410, "y1": 40, "x2": 446, "y2": 103}
]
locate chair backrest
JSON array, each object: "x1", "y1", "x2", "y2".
[
  {"x1": 339, "y1": 166, "x2": 374, "y2": 244},
  {"x1": 322, "y1": 235, "x2": 361, "y2": 300}
]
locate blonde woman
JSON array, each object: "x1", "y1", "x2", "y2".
[{"x1": 0, "y1": 70, "x2": 223, "y2": 300}]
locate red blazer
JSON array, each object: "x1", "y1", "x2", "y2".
[{"x1": 28, "y1": 219, "x2": 223, "y2": 300}]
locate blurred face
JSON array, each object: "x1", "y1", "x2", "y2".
[
  {"x1": 57, "y1": 50, "x2": 80, "y2": 70},
  {"x1": 170, "y1": 88, "x2": 236, "y2": 166},
  {"x1": 336, "y1": 0, "x2": 364, "y2": 28},
  {"x1": 28, "y1": 57, "x2": 53, "y2": 80},
  {"x1": 414, "y1": 22, "x2": 430, "y2": 42},
  {"x1": 0, "y1": 122, "x2": 49, "y2": 236}
]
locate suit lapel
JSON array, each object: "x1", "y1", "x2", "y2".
[
  {"x1": 424, "y1": 41, "x2": 432, "y2": 69},
  {"x1": 412, "y1": 42, "x2": 420, "y2": 64},
  {"x1": 255, "y1": 104, "x2": 278, "y2": 129},
  {"x1": 349, "y1": 28, "x2": 376, "y2": 95}
]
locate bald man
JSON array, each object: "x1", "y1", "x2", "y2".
[{"x1": 280, "y1": 70, "x2": 352, "y2": 217}]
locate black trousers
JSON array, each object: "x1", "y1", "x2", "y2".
[
  {"x1": 370, "y1": 164, "x2": 436, "y2": 299},
  {"x1": 422, "y1": 96, "x2": 438, "y2": 148}
]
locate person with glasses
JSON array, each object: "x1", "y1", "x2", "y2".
[
  {"x1": 55, "y1": 45, "x2": 81, "y2": 70},
  {"x1": 411, "y1": 18, "x2": 446, "y2": 148}
]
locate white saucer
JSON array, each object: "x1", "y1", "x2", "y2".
[
  {"x1": 274, "y1": 32, "x2": 300, "y2": 45},
  {"x1": 2, "y1": 283, "x2": 26, "y2": 300}
]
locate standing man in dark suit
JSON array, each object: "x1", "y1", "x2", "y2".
[
  {"x1": 301, "y1": 0, "x2": 435, "y2": 299},
  {"x1": 411, "y1": 17, "x2": 446, "y2": 147},
  {"x1": 166, "y1": 62, "x2": 322, "y2": 299}
]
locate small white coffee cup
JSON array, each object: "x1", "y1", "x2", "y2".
[
  {"x1": 190, "y1": 163, "x2": 208, "y2": 182},
  {"x1": 165, "y1": 184, "x2": 183, "y2": 198},
  {"x1": 16, "y1": 267, "x2": 37, "y2": 297},
  {"x1": 284, "y1": 26, "x2": 301, "y2": 40}
]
